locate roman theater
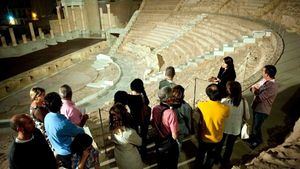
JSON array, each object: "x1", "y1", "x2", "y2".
[{"x1": 0, "y1": 0, "x2": 299, "y2": 168}]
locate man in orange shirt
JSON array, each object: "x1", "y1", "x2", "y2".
[{"x1": 195, "y1": 84, "x2": 230, "y2": 169}]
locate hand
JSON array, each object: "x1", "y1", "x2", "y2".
[
  {"x1": 78, "y1": 147, "x2": 91, "y2": 169},
  {"x1": 82, "y1": 147, "x2": 91, "y2": 159},
  {"x1": 208, "y1": 77, "x2": 217, "y2": 82},
  {"x1": 250, "y1": 86, "x2": 258, "y2": 93}
]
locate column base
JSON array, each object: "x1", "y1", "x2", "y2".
[
  {"x1": 71, "y1": 30, "x2": 81, "y2": 38},
  {"x1": 46, "y1": 38, "x2": 58, "y2": 45},
  {"x1": 64, "y1": 32, "x2": 74, "y2": 40},
  {"x1": 81, "y1": 30, "x2": 90, "y2": 38},
  {"x1": 55, "y1": 35, "x2": 67, "y2": 42},
  {"x1": 0, "y1": 40, "x2": 48, "y2": 58}
]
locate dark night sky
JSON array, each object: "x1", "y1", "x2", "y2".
[{"x1": 0, "y1": 0, "x2": 56, "y2": 19}]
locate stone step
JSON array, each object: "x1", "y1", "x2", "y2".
[
  {"x1": 243, "y1": 36, "x2": 256, "y2": 44},
  {"x1": 87, "y1": 80, "x2": 114, "y2": 88}
]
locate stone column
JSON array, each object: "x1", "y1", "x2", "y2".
[
  {"x1": 38, "y1": 28, "x2": 44, "y2": 39},
  {"x1": 1, "y1": 36, "x2": 8, "y2": 47},
  {"x1": 22, "y1": 34, "x2": 27, "y2": 44},
  {"x1": 29, "y1": 22, "x2": 36, "y2": 41},
  {"x1": 71, "y1": 5, "x2": 77, "y2": 30},
  {"x1": 56, "y1": 6, "x2": 64, "y2": 36},
  {"x1": 99, "y1": 7, "x2": 105, "y2": 30},
  {"x1": 50, "y1": 30, "x2": 55, "y2": 39},
  {"x1": 79, "y1": 5, "x2": 86, "y2": 31},
  {"x1": 64, "y1": 6, "x2": 72, "y2": 32},
  {"x1": 8, "y1": 28, "x2": 17, "y2": 46},
  {"x1": 106, "y1": 4, "x2": 112, "y2": 28}
]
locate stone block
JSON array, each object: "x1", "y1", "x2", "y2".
[
  {"x1": 46, "y1": 38, "x2": 57, "y2": 45},
  {"x1": 0, "y1": 87, "x2": 7, "y2": 99},
  {"x1": 149, "y1": 76, "x2": 159, "y2": 82},
  {"x1": 233, "y1": 40, "x2": 244, "y2": 47},
  {"x1": 144, "y1": 80, "x2": 151, "y2": 84},
  {"x1": 253, "y1": 31, "x2": 265, "y2": 38},
  {"x1": 265, "y1": 29, "x2": 272, "y2": 37},
  {"x1": 72, "y1": 31, "x2": 81, "y2": 38},
  {"x1": 87, "y1": 80, "x2": 114, "y2": 88},
  {"x1": 96, "y1": 54, "x2": 113, "y2": 62},
  {"x1": 203, "y1": 52, "x2": 214, "y2": 59},
  {"x1": 213, "y1": 50, "x2": 224, "y2": 56},
  {"x1": 243, "y1": 36, "x2": 256, "y2": 44},
  {"x1": 5, "y1": 80, "x2": 20, "y2": 93},
  {"x1": 179, "y1": 63, "x2": 188, "y2": 69},
  {"x1": 223, "y1": 44, "x2": 235, "y2": 52},
  {"x1": 19, "y1": 76, "x2": 32, "y2": 86},
  {"x1": 187, "y1": 61, "x2": 198, "y2": 67},
  {"x1": 62, "y1": 58, "x2": 74, "y2": 67},
  {"x1": 55, "y1": 35, "x2": 67, "y2": 42},
  {"x1": 64, "y1": 32, "x2": 73, "y2": 40},
  {"x1": 175, "y1": 67, "x2": 183, "y2": 72},
  {"x1": 30, "y1": 69, "x2": 45, "y2": 80},
  {"x1": 195, "y1": 56, "x2": 204, "y2": 63}
]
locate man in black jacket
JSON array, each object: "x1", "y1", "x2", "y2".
[{"x1": 9, "y1": 114, "x2": 57, "y2": 169}]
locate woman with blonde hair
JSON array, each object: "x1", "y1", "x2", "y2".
[
  {"x1": 29, "y1": 87, "x2": 48, "y2": 137},
  {"x1": 30, "y1": 87, "x2": 46, "y2": 110}
]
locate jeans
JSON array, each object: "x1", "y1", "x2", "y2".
[
  {"x1": 215, "y1": 133, "x2": 238, "y2": 166},
  {"x1": 251, "y1": 111, "x2": 269, "y2": 143},
  {"x1": 138, "y1": 119, "x2": 150, "y2": 160},
  {"x1": 156, "y1": 138, "x2": 179, "y2": 169},
  {"x1": 195, "y1": 139, "x2": 220, "y2": 169},
  {"x1": 56, "y1": 154, "x2": 72, "y2": 169}
]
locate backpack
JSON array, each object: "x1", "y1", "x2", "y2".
[{"x1": 151, "y1": 104, "x2": 170, "y2": 141}]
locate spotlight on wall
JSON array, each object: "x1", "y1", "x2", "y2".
[
  {"x1": 8, "y1": 15, "x2": 16, "y2": 25},
  {"x1": 32, "y1": 12, "x2": 38, "y2": 20}
]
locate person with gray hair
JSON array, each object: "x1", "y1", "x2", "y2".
[
  {"x1": 151, "y1": 86, "x2": 179, "y2": 169},
  {"x1": 159, "y1": 66, "x2": 176, "y2": 89},
  {"x1": 59, "y1": 84, "x2": 89, "y2": 127}
]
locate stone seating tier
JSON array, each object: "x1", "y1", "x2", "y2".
[
  {"x1": 181, "y1": 0, "x2": 227, "y2": 13},
  {"x1": 156, "y1": 16, "x2": 267, "y2": 68},
  {"x1": 124, "y1": 14, "x2": 266, "y2": 63}
]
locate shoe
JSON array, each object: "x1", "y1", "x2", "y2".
[{"x1": 249, "y1": 141, "x2": 260, "y2": 149}]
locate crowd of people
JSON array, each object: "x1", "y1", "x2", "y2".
[{"x1": 8, "y1": 56, "x2": 279, "y2": 169}]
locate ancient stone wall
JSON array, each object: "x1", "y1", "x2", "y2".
[{"x1": 0, "y1": 41, "x2": 108, "y2": 101}]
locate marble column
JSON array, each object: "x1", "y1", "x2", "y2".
[
  {"x1": 1, "y1": 36, "x2": 8, "y2": 47},
  {"x1": 22, "y1": 34, "x2": 27, "y2": 44},
  {"x1": 50, "y1": 30, "x2": 55, "y2": 39},
  {"x1": 29, "y1": 22, "x2": 36, "y2": 41},
  {"x1": 79, "y1": 5, "x2": 86, "y2": 31},
  {"x1": 64, "y1": 6, "x2": 72, "y2": 32},
  {"x1": 38, "y1": 28, "x2": 44, "y2": 39},
  {"x1": 56, "y1": 6, "x2": 64, "y2": 36},
  {"x1": 106, "y1": 4, "x2": 112, "y2": 28},
  {"x1": 71, "y1": 5, "x2": 77, "y2": 30},
  {"x1": 8, "y1": 28, "x2": 17, "y2": 46}
]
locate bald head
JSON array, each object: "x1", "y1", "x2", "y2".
[{"x1": 10, "y1": 114, "x2": 33, "y2": 132}]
